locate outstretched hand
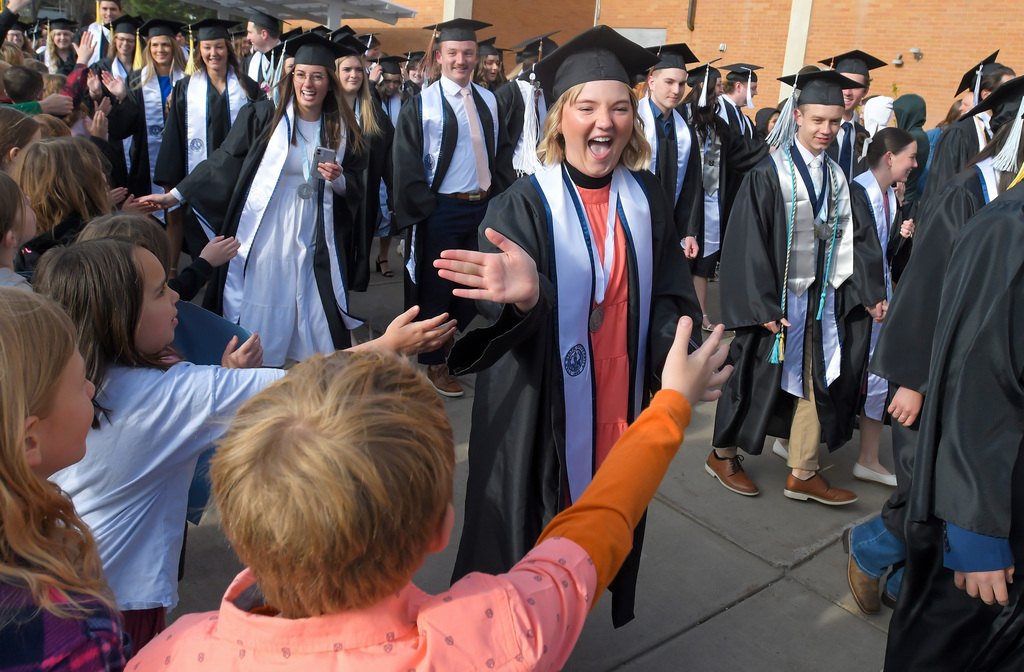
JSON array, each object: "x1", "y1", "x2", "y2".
[
  {"x1": 221, "y1": 333, "x2": 263, "y2": 369},
  {"x1": 661, "y1": 317, "x2": 732, "y2": 406},
  {"x1": 434, "y1": 228, "x2": 540, "y2": 313},
  {"x1": 357, "y1": 306, "x2": 457, "y2": 356},
  {"x1": 100, "y1": 71, "x2": 127, "y2": 101}
]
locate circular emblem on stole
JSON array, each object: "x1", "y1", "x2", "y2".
[
  {"x1": 564, "y1": 344, "x2": 587, "y2": 378},
  {"x1": 423, "y1": 154, "x2": 435, "y2": 171},
  {"x1": 189, "y1": 138, "x2": 204, "y2": 152},
  {"x1": 148, "y1": 124, "x2": 164, "y2": 137}
]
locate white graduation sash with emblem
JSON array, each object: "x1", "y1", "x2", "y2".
[
  {"x1": 532, "y1": 163, "x2": 653, "y2": 503},
  {"x1": 141, "y1": 65, "x2": 183, "y2": 222},
  {"x1": 185, "y1": 69, "x2": 247, "y2": 174},
  {"x1": 638, "y1": 95, "x2": 692, "y2": 208}
]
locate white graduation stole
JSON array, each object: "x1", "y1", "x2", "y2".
[
  {"x1": 974, "y1": 157, "x2": 1000, "y2": 204},
  {"x1": 854, "y1": 171, "x2": 897, "y2": 300},
  {"x1": 85, "y1": 23, "x2": 108, "y2": 67},
  {"x1": 532, "y1": 163, "x2": 653, "y2": 503},
  {"x1": 141, "y1": 66, "x2": 184, "y2": 222},
  {"x1": 224, "y1": 101, "x2": 358, "y2": 331},
  {"x1": 638, "y1": 95, "x2": 692, "y2": 207},
  {"x1": 419, "y1": 79, "x2": 499, "y2": 189},
  {"x1": 512, "y1": 78, "x2": 546, "y2": 176},
  {"x1": 185, "y1": 70, "x2": 248, "y2": 173},
  {"x1": 246, "y1": 52, "x2": 264, "y2": 82}
]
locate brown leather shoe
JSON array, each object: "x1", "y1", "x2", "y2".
[
  {"x1": 705, "y1": 451, "x2": 759, "y2": 496},
  {"x1": 784, "y1": 472, "x2": 857, "y2": 505},
  {"x1": 427, "y1": 364, "x2": 463, "y2": 398},
  {"x1": 844, "y1": 529, "x2": 881, "y2": 614}
]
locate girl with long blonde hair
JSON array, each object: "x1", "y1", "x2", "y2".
[
  {"x1": 0, "y1": 288, "x2": 129, "y2": 668},
  {"x1": 43, "y1": 17, "x2": 77, "y2": 75},
  {"x1": 433, "y1": 26, "x2": 702, "y2": 627}
]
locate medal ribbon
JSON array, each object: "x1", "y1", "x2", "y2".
[{"x1": 572, "y1": 179, "x2": 619, "y2": 305}]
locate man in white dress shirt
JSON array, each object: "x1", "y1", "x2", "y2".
[
  {"x1": 245, "y1": 10, "x2": 281, "y2": 88},
  {"x1": 718, "y1": 63, "x2": 761, "y2": 138}
]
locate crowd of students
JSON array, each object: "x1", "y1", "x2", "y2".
[{"x1": 2, "y1": 0, "x2": 1024, "y2": 668}]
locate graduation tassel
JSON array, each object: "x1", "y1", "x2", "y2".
[
  {"x1": 992, "y1": 96, "x2": 1024, "y2": 174},
  {"x1": 95, "y1": 0, "x2": 101, "y2": 26},
  {"x1": 132, "y1": 27, "x2": 143, "y2": 71},
  {"x1": 768, "y1": 330, "x2": 785, "y2": 364},
  {"x1": 745, "y1": 70, "x2": 754, "y2": 109},
  {"x1": 1010, "y1": 160, "x2": 1024, "y2": 190},
  {"x1": 698, "y1": 64, "x2": 710, "y2": 108},
  {"x1": 766, "y1": 73, "x2": 799, "y2": 148},
  {"x1": 184, "y1": 26, "x2": 196, "y2": 75},
  {"x1": 973, "y1": 64, "x2": 984, "y2": 107}
]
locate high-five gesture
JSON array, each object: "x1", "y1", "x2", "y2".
[
  {"x1": 662, "y1": 318, "x2": 732, "y2": 406},
  {"x1": 100, "y1": 71, "x2": 127, "y2": 102},
  {"x1": 434, "y1": 228, "x2": 540, "y2": 313}
]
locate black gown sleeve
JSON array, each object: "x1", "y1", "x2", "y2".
[
  {"x1": 105, "y1": 74, "x2": 142, "y2": 142},
  {"x1": 0, "y1": 8, "x2": 20, "y2": 37},
  {"x1": 491, "y1": 107, "x2": 516, "y2": 194},
  {"x1": 921, "y1": 121, "x2": 976, "y2": 202},
  {"x1": 167, "y1": 257, "x2": 213, "y2": 302},
  {"x1": 392, "y1": 97, "x2": 435, "y2": 230},
  {"x1": 842, "y1": 181, "x2": 887, "y2": 316},
  {"x1": 153, "y1": 76, "x2": 189, "y2": 189},
  {"x1": 679, "y1": 125, "x2": 704, "y2": 241}
]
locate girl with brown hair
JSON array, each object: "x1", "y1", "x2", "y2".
[
  {"x1": 141, "y1": 34, "x2": 377, "y2": 367},
  {"x1": 12, "y1": 136, "x2": 112, "y2": 271},
  {"x1": 0, "y1": 106, "x2": 40, "y2": 173},
  {"x1": 0, "y1": 287, "x2": 129, "y2": 669}
]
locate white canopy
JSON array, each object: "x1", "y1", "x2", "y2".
[{"x1": 188, "y1": 0, "x2": 417, "y2": 27}]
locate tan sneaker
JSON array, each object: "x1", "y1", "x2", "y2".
[
  {"x1": 784, "y1": 472, "x2": 857, "y2": 505},
  {"x1": 705, "y1": 450, "x2": 759, "y2": 496},
  {"x1": 427, "y1": 364, "x2": 463, "y2": 398}
]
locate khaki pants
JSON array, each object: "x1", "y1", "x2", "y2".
[{"x1": 787, "y1": 323, "x2": 820, "y2": 471}]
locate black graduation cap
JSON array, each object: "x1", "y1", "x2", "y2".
[
  {"x1": 356, "y1": 32, "x2": 380, "y2": 51},
  {"x1": 955, "y1": 51, "x2": 1002, "y2": 96},
  {"x1": 686, "y1": 62, "x2": 721, "y2": 87},
  {"x1": 306, "y1": 26, "x2": 331, "y2": 38},
  {"x1": 819, "y1": 50, "x2": 886, "y2": 78},
  {"x1": 377, "y1": 54, "x2": 408, "y2": 75},
  {"x1": 187, "y1": 18, "x2": 237, "y2": 42},
  {"x1": 280, "y1": 27, "x2": 303, "y2": 42},
  {"x1": 139, "y1": 18, "x2": 183, "y2": 40},
  {"x1": 286, "y1": 33, "x2": 352, "y2": 69},
  {"x1": 405, "y1": 50, "x2": 426, "y2": 63},
  {"x1": 963, "y1": 74, "x2": 1024, "y2": 128},
  {"x1": 779, "y1": 69, "x2": 864, "y2": 106},
  {"x1": 512, "y1": 31, "x2": 559, "y2": 63},
  {"x1": 231, "y1": 28, "x2": 247, "y2": 39},
  {"x1": 332, "y1": 25, "x2": 356, "y2": 38},
  {"x1": 332, "y1": 34, "x2": 368, "y2": 57},
  {"x1": 424, "y1": 19, "x2": 491, "y2": 44},
  {"x1": 248, "y1": 10, "x2": 279, "y2": 34},
  {"x1": 648, "y1": 43, "x2": 699, "y2": 71},
  {"x1": 6, "y1": 20, "x2": 29, "y2": 34},
  {"x1": 46, "y1": 17, "x2": 78, "y2": 32},
  {"x1": 723, "y1": 63, "x2": 762, "y2": 82},
  {"x1": 531, "y1": 25, "x2": 659, "y2": 101},
  {"x1": 110, "y1": 14, "x2": 141, "y2": 36},
  {"x1": 478, "y1": 36, "x2": 509, "y2": 58}
]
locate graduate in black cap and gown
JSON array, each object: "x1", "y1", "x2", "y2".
[
  {"x1": 680, "y1": 61, "x2": 769, "y2": 331},
  {"x1": 884, "y1": 166, "x2": 1024, "y2": 670},
  {"x1": 473, "y1": 36, "x2": 507, "y2": 92},
  {"x1": 103, "y1": 18, "x2": 187, "y2": 224},
  {"x1": 77, "y1": 0, "x2": 123, "y2": 68},
  {"x1": 436, "y1": 25, "x2": 702, "y2": 627},
  {"x1": 392, "y1": 18, "x2": 515, "y2": 397},
  {"x1": 140, "y1": 34, "x2": 370, "y2": 367},
  {"x1": 717, "y1": 63, "x2": 761, "y2": 139},
  {"x1": 637, "y1": 43, "x2": 702, "y2": 247},
  {"x1": 706, "y1": 69, "x2": 886, "y2": 502},
  {"x1": 43, "y1": 17, "x2": 79, "y2": 76},
  {"x1": 154, "y1": 18, "x2": 263, "y2": 258},
  {"x1": 818, "y1": 51, "x2": 885, "y2": 181},
  {"x1": 494, "y1": 32, "x2": 558, "y2": 177},
  {"x1": 244, "y1": 10, "x2": 281, "y2": 88},
  {"x1": 923, "y1": 52, "x2": 1017, "y2": 200},
  {"x1": 91, "y1": 14, "x2": 137, "y2": 81}
]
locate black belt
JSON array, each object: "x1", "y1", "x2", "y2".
[{"x1": 440, "y1": 189, "x2": 490, "y2": 201}]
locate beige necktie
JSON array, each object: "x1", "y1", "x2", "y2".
[{"x1": 459, "y1": 87, "x2": 491, "y2": 192}]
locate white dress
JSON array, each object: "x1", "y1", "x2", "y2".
[{"x1": 237, "y1": 118, "x2": 335, "y2": 366}]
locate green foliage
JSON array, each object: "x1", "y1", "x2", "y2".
[{"x1": 122, "y1": 0, "x2": 219, "y2": 24}]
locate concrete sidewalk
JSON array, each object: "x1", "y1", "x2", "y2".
[{"x1": 175, "y1": 249, "x2": 895, "y2": 671}]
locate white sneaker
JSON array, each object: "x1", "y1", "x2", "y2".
[
  {"x1": 772, "y1": 439, "x2": 789, "y2": 460},
  {"x1": 853, "y1": 463, "x2": 897, "y2": 487}
]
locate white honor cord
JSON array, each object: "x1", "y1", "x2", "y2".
[{"x1": 579, "y1": 179, "x2": 619, "y2": 305}]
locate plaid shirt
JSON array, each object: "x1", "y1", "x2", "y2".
[{"x1": 0, "y1": 582, "x2": 129, "y2": 672}]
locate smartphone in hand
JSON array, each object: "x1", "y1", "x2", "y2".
[{"x1": 312, "y1": 146, "x2": 337, "y2": 180}]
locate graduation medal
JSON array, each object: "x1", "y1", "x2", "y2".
[
  {"x1": 297, "y1": 182, "x2": 315, "y2": 199},
  {"x1": 589, "y1": 306, "x2": 604, "y2": 332}
]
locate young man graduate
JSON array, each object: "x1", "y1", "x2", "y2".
[
  {"x1": 718, "y1": 63, "x2": 761, "y2": 139},
  {"x1": 819, "y1": 50, "x2": 885, "y2": 181},
  {"x1": 392, "y1": 18, "x2": 515, "y2": 397},
  {"x1": 923, "y1": 51, "x2": 1016, "y2": 201},
  {"x1": 494, "y1": 31, "x2": 559, "y2": 177},
  {"x1": 884, "y1": 167, "x2": 1024, "y2": 670},
  {"x1": 76, "y1": 0, "x2": 123, "y2": 68},
  {"x1": 244, "y1": 10, "x2": 281, "y2": 88},
  {"x1": 706, "y1": 69, "x2": 886, "y2": 502},
  {"x1": 638, "y1": 43, "x2": 703, "y2": 250}
]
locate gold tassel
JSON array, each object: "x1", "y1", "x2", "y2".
[
  {"x1": 96, "y1": 0, "x2": 102, "y2": 26},
  {"x1": 132, "y1": 26, "x2": 143, "y2": 71},
  {"x1": 184, "y1": 26, "x2": 196, "y2": 75},
  {"x1": 1010, "y1": 161, "x2": 1024, "y2": 190}
]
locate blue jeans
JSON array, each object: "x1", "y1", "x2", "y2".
[{"x1": 851, "y1": 515, "x2": 906, "y2": 597}]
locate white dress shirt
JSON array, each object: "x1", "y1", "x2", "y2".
[{"x1": 437, "y1": 75, "x2": 489, "y2": 195}]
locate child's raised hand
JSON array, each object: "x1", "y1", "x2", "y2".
[
  {"x1": 368, "y1": 306, "x2": 457, "y2": 356},
  {"x1": 661, "y1": 317, "x2": 732, "y2": 406},
  {"x1": 199, "y1": 235, "x2": 241, "y2": 268},
  {"x1": 221, "y1": 333, "x2": 263, "y2": 369}
]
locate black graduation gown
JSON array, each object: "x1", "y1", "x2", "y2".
[
  {"x1": 826, "y1": 120, "x2": 868, "y2": 180},
  {"x1": 106, "y1": 70, "x2": 172, "y2": 200},
  {"x1": 921, "y1": 116, "x2": 986, "y2": 202},
  {"x1": 153, "y1": 71, "x2": 263, "y2": 255},
  {"x1": 171, "y1": 99, "x2": 368, "y2": 345},
  {"x1": 650, "y1": 110, "x2": 703, "y2": 243},
  {"x1": 447, "y1": 167, "x2": 702, "y2": 627},
  {"x1": 868, "y1": 168, "x2": 988, "y2": 540},
  {"x1": 885, "y1": 183, "x2": 1024, "y2": 671},
  {"x1": 0, "y1": 8, "x2": 21, "y2": 38},
  {"x1": 391, "y1": 83, "x2": 516, "y2": 307},
  {"x1": 712, "y1": 156, "x2": 886, "y2": 453},
  {"x1": 14, "y1": 214, "x2": 85, "y2": 273},
  {"x1": 347, "y1": 102, "x2": 394, "y2": 292},
  {"x1": 686, "y1": 117, "x2": 769, "y2": 250},
  {"x1": 402, "y1": 80, "x2": 421, "y2": 98}
]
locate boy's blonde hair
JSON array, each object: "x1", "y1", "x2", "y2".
[
  {"x1": 536, "y1": 80, "x2": 651, "y2": 171},
  {"x1": 211, "y1": 350, "x2": 455, "y2": 618},
  {"x1": 0, "y1": 288, "x2": 114, "y2": 621}
]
